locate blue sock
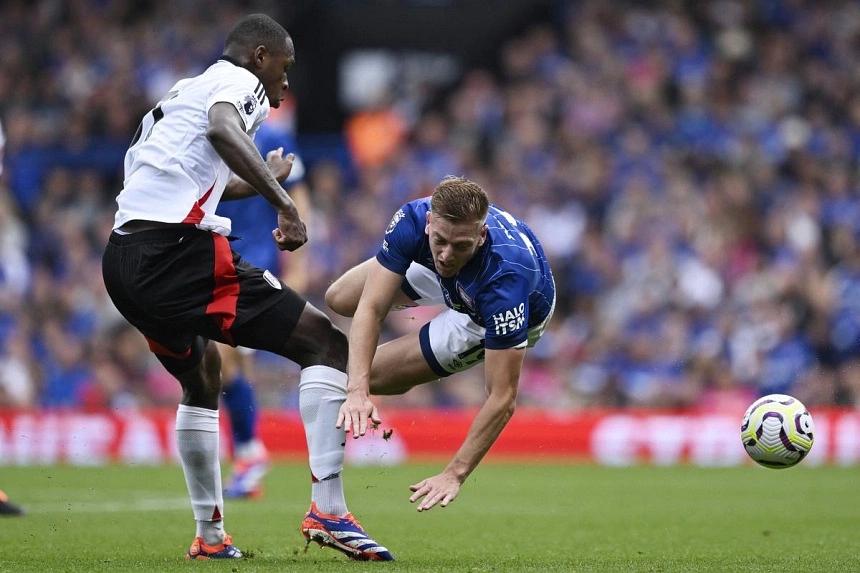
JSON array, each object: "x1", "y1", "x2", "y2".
[{"x1": 222, "y1": 376, "x2": 257, "y2": 447}]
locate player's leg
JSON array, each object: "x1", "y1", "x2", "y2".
[
  {"x1": 270, "y1": 305, "x2": 352, "y2": 514},
  {"x1": 325, "y1": 257, "x2": 422, "y2": 317},
  {"x1": 220, "y1": 344, "x2": 269, "y2": 499},
  {"x1": 371, "y1": 299, "x2": 556, "y2": 395},
  {"x1": 285, "y1": 306, "x2": 394, "y2": 561},
  {"x1": 152, "y1": 340, "x2": 241, "y2": 559},
  {"x1": 367, "y1": 332, "x2": 440, "y2": 395},
  {"x1": 102, "y1": 231, "x2": 240, "y2": 560},
  {"x1": 369, "y1": 309, "x2": 488, "y2": 395},
  {"x1": 229, "y1": 285, "x2": 393, "y2": 561},
  {"x1": 327, "y1": 260, "x2": 458, "y2": 394}
]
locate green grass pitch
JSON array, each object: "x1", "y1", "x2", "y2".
[{"x1": 0, "y1": 462, "x2": 858, "y2": 572}]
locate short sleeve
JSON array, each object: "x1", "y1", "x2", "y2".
[
  {"x1": 206, "y1": 68, "x2": 268, "y2": 133},
  {"x1": 477, "y1": 273, "x2": 531, "y2": 350},
  {"x1": 376, "y1": 206, "x2": 422, "y2": 275}
]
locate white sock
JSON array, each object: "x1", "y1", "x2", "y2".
[
  {"x1": 299, "y1": 365, "x2": 349, "y2": 516},
  {"x1": 176, "y1": 404, "x2": 225, "y2": 545},
  {"x1": 235, "y1": 438, "x2": 266, "y2": 461},
  {"x1": 314, "y1": 473, "x2": 347, "y2": 516},
  {"x1": 196, "y1": 518, "x2": 225, "y2": 546}
]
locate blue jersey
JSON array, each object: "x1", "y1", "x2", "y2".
[{"x1": 376, "y1": 198, "x2": 555, "y2": 350}]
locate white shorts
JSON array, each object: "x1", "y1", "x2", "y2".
[{"x1": 402, "y1": 263, "x2": 554, "y2": 376}]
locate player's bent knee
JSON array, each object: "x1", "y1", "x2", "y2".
[
  {"x1": 176, "y1": 369, "x2": 221, "y2": 410},
  {"x1": 324, "y1": 281, "x2": 357, "y2": 317},
  {"x1": 183, "y1": 342, "x2": 223, "y2": 407},
  {"x1": 316, "y1": 322, "x2": 348, "y2": 371},
  {"x1": 153, "y1": 336, "x2": 207, "y2": 379},
  {"x1": 285, "y1": 305, "x2": 348, "y2": 370}
]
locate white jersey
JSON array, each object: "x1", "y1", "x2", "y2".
[{"x1": 113, "y1": 59, "x2": 270, "y2": 235}]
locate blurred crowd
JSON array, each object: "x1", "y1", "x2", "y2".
[{"x1": 3, "y1": 0, "x2": 860, "y2": 412}]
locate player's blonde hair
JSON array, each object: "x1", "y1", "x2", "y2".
[{"x1": 430, "y1": 176, "x2": 489, "y2": 223}]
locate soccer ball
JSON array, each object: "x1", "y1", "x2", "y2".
[{"x1": 740, "y1": 394, "x2": 814, "y2": 469}]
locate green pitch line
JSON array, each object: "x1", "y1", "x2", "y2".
[{"x1": 1, "y1": 463, "x2": 858, "y2": 572}]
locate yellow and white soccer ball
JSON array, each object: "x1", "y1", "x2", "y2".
[{"x1": 740, "y1": 394, "x2": 814, "y2": 469}]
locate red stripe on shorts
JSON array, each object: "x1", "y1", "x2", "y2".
[
  {"x1": 145, "y1": 337, "x2": 192, "y2": 359},
  {"x1": 206, "y1": 233, "x2": 239, "y2": 345}
]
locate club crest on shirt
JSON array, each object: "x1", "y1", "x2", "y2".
[
  {"x1": 440, "y1": 284, "x2": 463, "y2": 311},
  {"x1": 386, "y1": 209, "x2": 405, "y2": 235},
  {"x1": 242, "y1": 94, "x2": 256, "y2": 115},
  {"x1": 456, "y1": 283, "x2": 475, "y2": 311}
]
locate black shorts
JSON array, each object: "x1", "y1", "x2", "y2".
[{"x1": 102, "y1": 227, "x2": 306, "y2": 372}]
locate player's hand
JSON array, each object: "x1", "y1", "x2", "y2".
[
  {"x1": 272, "y1": 208, "x2": 307, "y2": 251},
  {"x1": 266, "y1": 148, "x2": 294, "y2": 183},
  {"x1": 409, "y1": 471, "x2": 462, "y2": 512},
  {"x1": 336, "y1": 390, "x2": 381, "y2": 438}
]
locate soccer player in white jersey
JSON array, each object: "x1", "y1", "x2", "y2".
[
  {"x1": 102, "y1": 14, "x2": 392, "y2": 561},
  {"x1": 327, "y1": 177, "x2": 555, "y2": 512}
]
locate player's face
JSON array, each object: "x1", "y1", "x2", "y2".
[
  {"x1": 256, "y1": 38, "x2": 295, "y2": 109},
  {"x1": 425, "y1": 212, "x2": 487, "y2": 278}
]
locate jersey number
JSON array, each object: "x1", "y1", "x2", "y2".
[
  {"x1": 129, "y1": 90, "x2": 178, "y2": 147},
  {"x1": 129, "y1": 105, "x2": 164, "y2": 147}
]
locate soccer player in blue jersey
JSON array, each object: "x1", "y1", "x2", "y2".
[{"x1": 326, "y1": 176, "x2": 555, "y2": 512}]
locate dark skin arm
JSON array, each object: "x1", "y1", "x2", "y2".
[
  {"x1": 206, "y1": 102, "x2": 306, "y2": 251},
  {"x1": 221, "y1": 147, "x2": 294, "y2": 201}
]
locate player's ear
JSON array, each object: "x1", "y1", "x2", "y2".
[
  {"x1": 478, "y1": 224, "x2": 488, "y2": 246},
  {"x1": 254, "y1": 45, "x2": 267, "y2": 68},
  {"x1": 425, "y1": 211, "x2": 432, "y2": 235}
]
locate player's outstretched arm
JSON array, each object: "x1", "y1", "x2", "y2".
[
  {"x1": 409, "y1": 346, "x2": 525, "y2": 512},
  {"x1": 206, "y1": 103, "x2": 306, "y2": 251},
  {"x1": 337, "y1": 259, "x2": 403, "y2": 438}
]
